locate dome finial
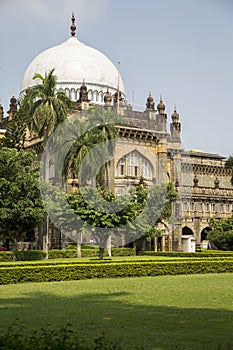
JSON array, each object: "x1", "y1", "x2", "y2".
[
  {"x1": 146, "y1": 92, "x2": 154, "y2": 110},
  {"x1": 70, "y1": 13, "x2": 76, "y2": 37},
  {"x1": 171, "y1": 104, "x2": 180, "y2": 123},
  {"x1": 157, "y1": 94, "x2": 165, "y2": 114}
]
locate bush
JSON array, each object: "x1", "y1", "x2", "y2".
[
  {"x1": 15, "y1": 250, "x2": 46, "y2": 261},
  {"x1": 48, "y1": 247, "x2": 135, "y2": 259},
  {"x1": 0, "y1": 259, "x2": 232, "y2": 284},
  {"x1": 138, "y1": 251, "x2": 233, "y2": 258},
  {"x1": 48, "y1": 249, "x2": 78, "y2": 259},
  {"x1": 0, "y1": 251, "x2": 13, "y2": 261},
  {"x1": 0, "y1": 322, "x2": 121, "y2": 350},
  {"x1": 112, "y1": 248, "x2": 135, "y2": 256}
]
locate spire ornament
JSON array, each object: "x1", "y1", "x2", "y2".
[
  {"x1": 171, "y1": 105, "x2": 180, "y2": 123},
  {"x1": 157, "y1": 95, "x2": 165, "y2": 114},
  {"x1": 70, "y1": 13, "x2": 76, "y2": 37},
  {"x1": 146, "y1": 92, "x2": 155, "y2": 110}
]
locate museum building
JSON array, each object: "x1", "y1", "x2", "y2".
[{"x1": 1, "y1": 15, "x2": 232, "y2": 251}]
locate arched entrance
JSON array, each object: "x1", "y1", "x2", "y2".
[
  {"x1": 201, "y1": 227, "x2": 211, "y2": 242},
  {"x1": 182, "y1": 226, "x2": 194, "y2": 236}
]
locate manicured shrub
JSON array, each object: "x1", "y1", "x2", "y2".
[
  {"x1": 138, "y1": 251, "x2": 233, "y2": 258},
  {"x1": 0, "y1": 251, "x2": 13, "y2": 261},
  {"x1": 48, "y1": 247, "x2": 135, "y2": 259},
  {"x1": 48, "y1": 249, "x2": 78, "y2": 259},
  {"x1": 0, "y1": 259, "x2": 232, "y2": 285},
  {"x1": 112, "y1": 248, "x2": 135, "y2": 256},
  {"x1": 15, "y1": 250, "x2": 46, "y2": 261}
]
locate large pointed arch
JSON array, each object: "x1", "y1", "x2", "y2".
[
  {"x1": 182, "y1": 226, "x2": 194, "y2": 236},
  {"x1": 116, "y1": 149, "x2": 154, "y2": 180}
]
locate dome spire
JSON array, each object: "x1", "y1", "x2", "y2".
[
  {"x1": 171, "y1": 104, "x2": 180, "y2": 123},
  {"x1": 70, "y1": 13, "x2": 76, "y2": 37},
  {"x1": 157, "y1": 95, "x2": 165, "y2": 114}
]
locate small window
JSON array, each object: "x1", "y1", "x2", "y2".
[
  {"x1": 183, "y1": 202, "x2": 188, "y2": 212},
  {"x1": 212, "y1": 203, "x2": 216, "y2": 213},
  {"x1": 220, "y1": 204, "x2": 223, "y2": 213},
  {"x1": 191, "y1": 202, "x2": 195, "y2": 211}
]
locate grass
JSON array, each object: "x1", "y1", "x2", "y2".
[{"x1": 0, "y1": 273, "x2": 233, "y2": 349}]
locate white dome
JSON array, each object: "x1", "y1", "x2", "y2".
[{"x1": 20, "y1": 37, "x2": 125, "y2": 103}]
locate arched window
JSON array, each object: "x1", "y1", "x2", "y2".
[
  {"x1": 142, "y1": 157, "x2": 152, "y2": 179},
  {"x1": 211, "y1": 203, "x2": 216, "y2": 213},
  {"x1": 93, "y1": 90, "x2": 98, "y2": 102},
  {"x1": 65, "y1": 88, "x2": 70, "y2": 98},
  {"x1": 99, "y1": 91, "x2": 104, "y2": 103},
  {"x1": 116, "y1": 150, "x2": 153, "y2": 180},
  {"x1": 88, "y1": 90, "x2": 93, "y2": 101},
  {"x1": 76, "y1": 88, "x2": 80, "y2": 100},
  {"x1": 70, "y1": 88, "x2": 76, "y2": 100},
  {"x1": 128, "y1": 151, "x2": 140, "y2": 177},
  {"x1": 183, "y1": 201, "x2": 189, "y2": 212}
]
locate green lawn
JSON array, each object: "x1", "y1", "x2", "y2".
[{"x1": 0, "y1": 274, "x2": 233, "y2": 350}]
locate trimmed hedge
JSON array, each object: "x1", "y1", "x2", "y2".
[
  {"x1": 48, "y1": 247, "x2": 135, "y2": 259},
  {"x1": 0, "y1": 247, "x2": 135, "y2": 262},
  {"x1": 0, "y1": 251, "x2": 13, "y2": 261},
  {"x1": 15, "y1": 250, "x2": 46, "y2": 261},
  {"x1": 0, "y1": 259, "x2": 233, "y2": 284},
  {"x1": 2, "y1": 256, "x2": 233, "y2": 269},
  {"x1": 138, "y1": 251, "x2": 233, "y2": 258}
]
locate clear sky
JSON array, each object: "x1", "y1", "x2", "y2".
[{"x1": 0, "y1": 0, "x2": 233, "y2": 157}]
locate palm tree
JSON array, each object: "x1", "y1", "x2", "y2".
[
  {"x1": 61, "y1": 107, "x2": 121, "y2": 258},
  {"x1": 22, "y1": 68, "x2": 74, "y2": 141},
  {"x1": 21, "y1": 69, "x2": 74, "y2": 257},
  {"x1": 62, "y1": 107, "x2": 120, "y2": 189}
]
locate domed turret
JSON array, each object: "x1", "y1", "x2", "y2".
[
  {"x1": 114, "y1": 90, "x2": 123, "y2": 104},
  {"x1": 7, "y1": 96, "x2": 18, "y2": 120},
  {"x1": 171, "y1": 105, "x2": 180, "y2": 123},
  {"x1": 146, "y1": 93, "x2": 155, "y2": 110},
  {"x1": 20, "y1": 15, "x2": 125, "y2": 105},
  {"x1": 0, "y1": 103, "x2": 4, "y2": 122},
  {"x1": 157, "y1": 95, "x2": 165, "y2": 114},
  {"x1": 104, "y1": 89, "x2": 112, "y2": 105}
]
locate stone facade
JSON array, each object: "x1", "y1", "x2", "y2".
[{"x1": 1, "y1": 89, "x2": 233, "y2": 251}]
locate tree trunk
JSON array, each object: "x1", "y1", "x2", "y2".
[
  {"x1": 76, "y1": 231, "x2": 82, "y2": 258},
  {"x1": 12, "y1": 239, "x2": 18, "y2": 261},
  {"x1": 99, "y1": 247, "x2": 105, "y2": 260},
  {"x1": 107, "y1": 235, "x2": 112, "y2": 257},
  {"x1": 154, "y1": 237, "x2": 158, "y2": 252}
]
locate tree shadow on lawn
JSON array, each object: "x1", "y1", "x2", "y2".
[{"x1": 0, "y1": 289, "x2": 233, "y2": 350}]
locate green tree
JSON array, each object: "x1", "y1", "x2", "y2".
[
  {"x1": 62, "y1": 107, "x2": 120, "y2": 189},
  {"x1": 0, "y1": 111, "x2": 26, "y2": 149},
  {"x1": 207, "y1": 216, "x2": 233, "y2": 251},
  {"x1": 20, "y1": 68, "x2": 74, "y2": 257},
  {"x1": 21, "y1": 68, "x2": 74, "y2": 140},
  {"x1": 66, "y1": 182, "x2": 177, "y2": 259},
  {"x1": 60, "y1": 107, "x2": 121, "y2": 256},
  {"x1": 0, "y1": 148, "x2": 45, "y2": 259},
  {"x1": 67, "y1": 187, "x2": 122, "y2": 259}
]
